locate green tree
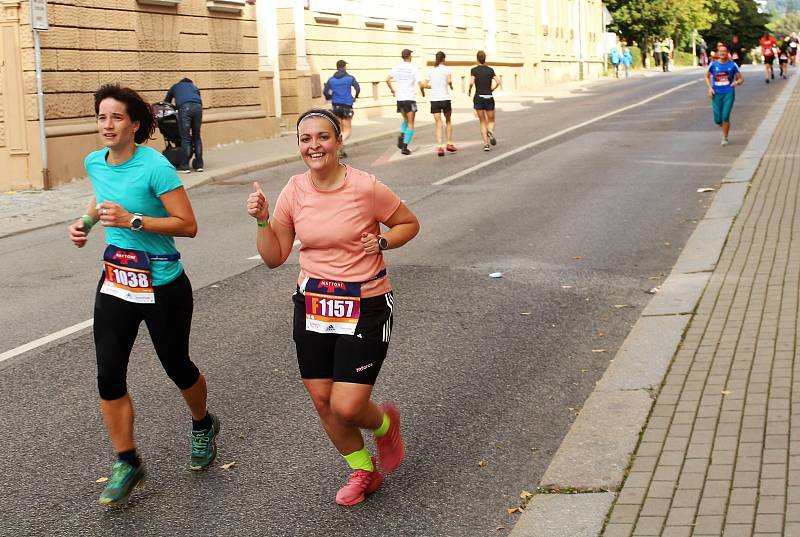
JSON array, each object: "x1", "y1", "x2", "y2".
[
  {"x1": 703, "y1": 0, "x2": 770, "y2": 53},
  {"x1": 768, "y1": 11, "x2": 800, "y2": 35}
]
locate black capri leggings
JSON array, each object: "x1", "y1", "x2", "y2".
[{"x1": 93, "y1": 271, "x2": 200, "y2": 400}]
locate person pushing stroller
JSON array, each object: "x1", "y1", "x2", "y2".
[{"x1": 165, "y1": 78, "x2": 204, "y2": 173}]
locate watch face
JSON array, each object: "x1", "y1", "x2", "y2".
[
  {"x1": 379, "y1": 237, "x2": 388, "y2": 250},
  {"x1": 131, "y1": 216, "x2": 143, "y2": 230}
]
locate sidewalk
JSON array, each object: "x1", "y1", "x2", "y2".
[
  {"x1": 0, "y1": 76, "x2": 612, "y2": 239},
  {"x1": 509, "y1": 73, "x2": 800, "y2": 535},
  {"x1": 602, "y1": 78, "x2": 800, "y2": 537}
]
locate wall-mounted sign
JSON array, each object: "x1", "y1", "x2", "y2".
[{"x1": 30, "y1": 0, "x2": 49, "y2": 31}]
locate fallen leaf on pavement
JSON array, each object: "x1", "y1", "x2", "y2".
[
  {"x1": 221, "y1": 462, "x2": 236, "y2": 470},
  {"x1": 489, "y1": 272, "x2": 503, "y2": 278},
  {"x1": 613, "y1": 304, "x2": 628, "y2": 309},
  {"x1": 597, "y1": 331, "x2": 605, "y2": 337},
  {"x1": 573, "y1": 256, "x2": 582, "y2": 260},
  {"x1": 591, "y1": 349, "x2": 606, "y2": 353},
  {"x1": 721, "y1": 390, "x2": 731, "y2": 395},
  {"x1": 96, "y1": 477, "x2": 108, "y2": 484},
  {"x1": 507, "y1": 507, "x2": 522, "y2": 514},
  {"x1": 561, "y1": 285, "x2": 573, "y2": 289},
  {"x1": 580, "y1": 369, "x2": 588, "y2": 373},
  {"x1": 496, "y1": 526, "x2": 506, "y2": 531},
  {"x1": 520, "y1": 312, "x2": 531, "y2": 315},
  {"x1": 648, "y1": 286, "x2": 661, "y2": 294},
  {"x1": 520, "y1": 490, "x2": 533, "y2": 500},
  {"x1": 697, "y1": 187, "x2": 715, "y2": 193},
  {"x1": 478, "y1": 460, "x2": 487, "y2": 467}
]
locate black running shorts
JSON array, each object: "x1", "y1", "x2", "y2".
[
  {"x1": 332, "y1": 103, "x2": 354, "y2": 119},
  {"x1": 292, "y1": 291, "x2": 394, "y2": 385},
  {"x1": 430, "y1": 100, "x2": 452, "y2": 114},
  {"x1": 764, "y1": 55, "x2": 775, "y2": 65},
  {"x1": 396, "y1": 100, "x2": 417, "y2": 114},
  {"x1": 473, "y1": 96, "x2": 495, "y2": 110}
]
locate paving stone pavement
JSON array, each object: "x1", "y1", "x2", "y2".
[{"x1": 602, "y1": 79, "x2": 800, "y2": 536}]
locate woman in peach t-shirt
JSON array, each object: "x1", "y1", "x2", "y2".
[{"x1": 246, "y1": 108, "x2": 420, "y2": 506}]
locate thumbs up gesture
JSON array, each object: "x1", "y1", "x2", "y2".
[{"x1": 247, "y1": 181, "x2": 270, "y2": 221}]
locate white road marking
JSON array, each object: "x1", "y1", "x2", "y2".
[
  {"x1": 0, "y1": 79, "x2": 701, "y2": 362},
  {"x1": 432, "y1": 79, "x2": 700, "y2": 186},
  {"x1": 0, "y1": 319, "x2": 94, "y2": 364}
]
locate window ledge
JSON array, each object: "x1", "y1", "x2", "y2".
[
  {"x1": 207, "y1": 0, "x2": 245, "y2": 13},
  {"x1": 138, "y1": 0, "x2": 180, "y2": 6}
]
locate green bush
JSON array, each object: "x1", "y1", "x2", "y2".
[
  {"x1": 629, "y1": 45, "x2": 643, "y2": 69},
  {"x1": 673, "y1": 50, "x2": 694, "y2": 66}
]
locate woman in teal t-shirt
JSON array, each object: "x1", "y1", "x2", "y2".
[{"x1": 68, "y1": 84, "x2": 219, "y2": 505}]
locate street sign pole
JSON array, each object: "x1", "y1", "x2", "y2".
[{"x1": 30, "y1": 0, "x2": 50, "y2": 189}]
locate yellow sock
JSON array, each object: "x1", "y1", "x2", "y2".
[
  {"x1": 343, "y1": 446, "x2": 374, "y2": 472},
  {"x1": 373, "y1": 413, "x2": 390, "y2": 438}
]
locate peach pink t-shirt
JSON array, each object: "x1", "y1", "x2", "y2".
[{"x1": 272, "y1": 165, "x2": 402, "y2": 298}]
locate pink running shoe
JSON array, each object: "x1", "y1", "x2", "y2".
[
  {"x1": 375, "y1": 403, "x2": 405, "y2": 474},
  {"x1": 446, "y1": 143, "x2": 458, "y2": 153},
  {"x1": 335, "y1": 458, "x2": 383, "y2": 506}
]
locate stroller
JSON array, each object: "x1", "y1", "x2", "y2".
[{"x1": 151, "y1": 101, "x2": 182, "y2": 167}]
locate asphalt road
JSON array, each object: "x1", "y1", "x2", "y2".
[{"x1": 0, "y1": 66, "x2": 788, "y2": 536}]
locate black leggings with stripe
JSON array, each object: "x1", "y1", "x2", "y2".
[{"x1": 93, "y1": 271, "x2": 199, "y2": 400}]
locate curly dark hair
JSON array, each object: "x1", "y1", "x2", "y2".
[{"x1": 93, "y1": 84, "x2": 155, "y2": 144}]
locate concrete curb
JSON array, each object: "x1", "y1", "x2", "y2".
[{"x1": 509, "y1": 73, "x2": 800, "y2": 536}]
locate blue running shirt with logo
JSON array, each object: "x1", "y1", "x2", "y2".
[
  {"x1": 85, "y1": 145, "x2": 184, "y2": 285},
  {"x1": 708, "y1": 60, "x2": 739, "y2": 95}
]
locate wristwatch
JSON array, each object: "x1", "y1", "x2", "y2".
[
  {"x1": 130, "y1": 213, "x2": 144, "y2": 231},
  {"x1": 378, "y1": 235, "x2": 389, "y2": 251}
]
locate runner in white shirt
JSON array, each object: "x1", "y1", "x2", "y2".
[
  {"x1": 386, "y1": 49, "x2": 424, "y2": 155},
  {"x1": 424, "y1": 51, "x2": 458, "y2": 157}
]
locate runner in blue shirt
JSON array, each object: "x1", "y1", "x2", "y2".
[
  {"x1": 705, "y1": 43, "x2": 744, "y2": 146},
  {"x1": 324, "y1": 60, "x2": 360, "y2": 158},
  {"x1": 68, "y1": 84, "x2": 219, "y2": 505}
]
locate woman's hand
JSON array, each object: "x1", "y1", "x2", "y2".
[
  {"x1": 97, "y1": 201, "x2": 132, "y2": 228},
  {"x1": 361, "y1": 233, "x2": 380, "y2": 255},
  {"x1": 69, "y1": 219, "x2": 89, "y2": 247},
  {"x1": 247, "y1": 181, "x2": 270, "y2": 221}
]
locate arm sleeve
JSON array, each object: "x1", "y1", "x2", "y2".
[
  {"x1": 373, "y1": 180, "x2": 402, "y2": 222},
  {"x1": 165, "y1": 86, "x2": 175, "y2": 104},
  {"x1": 352, "y1": 76, "x2": 360, "y2": 99},
  {"x1": 272, "y1": 182, "x2": 295, "y2": 228},
  {"x1": 323, "y1": 79, "x2": 332, "y2": 101}
]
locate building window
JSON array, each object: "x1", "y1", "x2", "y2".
[{"x1": 452, "y1": 0, "x2": 465, "y2": 29}]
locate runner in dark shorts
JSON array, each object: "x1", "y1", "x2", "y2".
[
  {"x1": 386, "y1": 49, "x2": 424, "y2": 155},
  {"x1": 468, "y1": 50, "x2": 502, "y2": 151},
  {"x1": 424, "y1": 51, "x2": 458, "y2": 156},
  {"x1": 324, "y1": 60, "x2": 360, "y2": 157},
  {"x1": 246, "y1": 108, "x2": 420, "y2": 506}
]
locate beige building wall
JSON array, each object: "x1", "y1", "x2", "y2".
[
  {"x1": 1, "y1": 0, "x2": 280, "y2": 191},
  {"x1": 280, "y1": 0, "x2": 605, "y2": 123},
  {"x1": 0, "y1": 0, "x2": 604, "y2": 191}
]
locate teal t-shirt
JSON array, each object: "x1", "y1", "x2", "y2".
[{"x1": 85, "y1": 145, "x2": 184, "y2": 285}]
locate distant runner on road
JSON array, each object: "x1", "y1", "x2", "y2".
[
  {"x1": 386, "y1": 49, "x2": 424, "y2": 155},
  {"x1": 760, "y1": 33, "x2": 777, "y2": 83},
  {"x1": 424, "y1": 51, "x2": 458, "y2": 157},
  {"x1": 324, "y1": 59, "x2": 360, "y2": 158},
  {"x1": 68, "y1": 84, "x2": 219, "y2": 506},
  {"x1": 705, "y1": 43, "x2": 743, "y2": 146},
  {"x1": 468, "y1": 50, "x2": 501, "y2": 152},
  {"x1": 246, "y1": 108, "x2": 420, "y2": 506}
]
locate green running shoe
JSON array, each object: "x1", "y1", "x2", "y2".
[
  {"x1": 98, "y1": 460, "x2": 145, "y2": 505},
  {"x1": 189, "y1": 413, "x2": 220, "y2": 471}
]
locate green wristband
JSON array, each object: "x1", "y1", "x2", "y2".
[
  {"x1": 257, "y1": 218, "x2": 269, "y2": 228},
  {"x1": 80, "y1": 214, "x2": 94, "y2": 231}
]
